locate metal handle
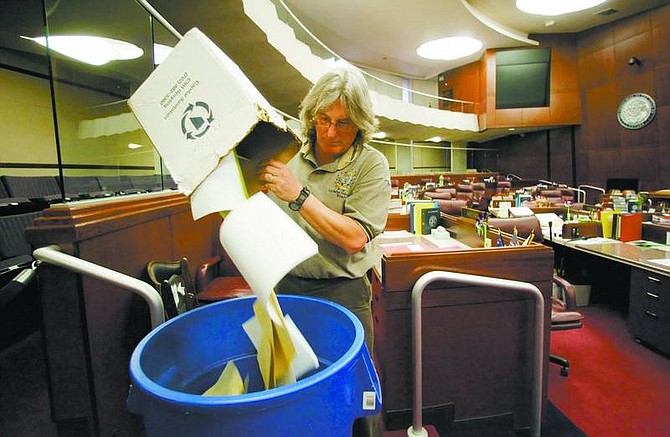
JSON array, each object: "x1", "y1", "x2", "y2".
[
  {"x1": 33, "y1": 245, "x2": 165, "y2": 329},
  {"x1": 645, "y1": 310, "x2": 658, "y2": 319},
  {"x1": 410, "y1": 271, "x2": 544, "y2": 437},
  {"x1": 646, "y1": 292, "x2": 660, "y2": 300}
]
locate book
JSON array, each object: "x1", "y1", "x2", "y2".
[
  {"x1": 410, "y1": 202, "x2": 438, "y2": 234},
  {"x1": 421, "y1": 207, "x2": 441, "y2": 235}
]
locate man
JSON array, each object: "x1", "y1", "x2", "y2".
[{"x1": 259, "y1": 66, "x2": 391, "y2": 354}]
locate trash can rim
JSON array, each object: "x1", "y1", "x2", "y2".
[{"x1": 129, "y1": 295, "x2": 365, "y2": 405}]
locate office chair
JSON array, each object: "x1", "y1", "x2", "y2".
[
  {"x1": 194, "y1": 246, "x2": 253, "y2": 302},
  {"x1": 146, "y1": 257, "x2": 198, "y2": 320},
  {"x1": 550, "y1": 275, "x2": 584, "y2": 376},
  {"x1": 487, "y1": 215, "x2": 585, "y2": 376}
]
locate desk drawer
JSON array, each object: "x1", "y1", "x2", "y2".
[{"x1": 628, "y1": 269, "x2": 670, "y2": 354}]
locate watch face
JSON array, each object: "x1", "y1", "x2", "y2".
[{"x1": 617, "y1": 93, "x2": 656, "y2": 130}]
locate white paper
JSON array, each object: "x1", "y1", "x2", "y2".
[
  {"x1": 189, "y1": 152, "x2": 248, "y2": 220},
  {"x1": 242, "y1": 311, "x2": 319, "y2": 381},
  {"x1": 219, "y1": 192, "x2": 318, "y2": 302},
  {"x1": 284, "y1": 314, "x2": 319, "y2": 378}
]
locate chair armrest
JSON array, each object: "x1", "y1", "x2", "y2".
[
  {"x1": 195, "y1": 255, "x2": 222, "y2": 292},
  {"x1": 552, "y1": 275, "x2": 578, "y2": 311}
]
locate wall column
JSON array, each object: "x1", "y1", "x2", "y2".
[{"x1": 451, "y1": 141, "x2": 467, "y2": 172}]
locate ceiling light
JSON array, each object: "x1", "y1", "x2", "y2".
[
  {"x1": 128, "y1": 143, "x2": 144, "y2": 149},
  {"x1": 425, "y1": 136, "x2": 442, "y2": 143},
  {"x1": 416, "y1": 37, "x2": 482, "y2": 61},
  {"x1": 22, "y1": 35, "x2": 143, "y2": 66},
  {"x1": 372, "y1": 131, "x2": 387, "y2": 139},
  {"x1": 516, "y1": 0, "x2": 608, "y2": 16}
]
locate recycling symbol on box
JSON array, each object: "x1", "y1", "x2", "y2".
[{"x1": 181, "y1": 101, "x2": 214, "y2": 139}]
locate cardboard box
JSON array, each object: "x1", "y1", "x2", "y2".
[{"x1": 128, "y1": 28, "x2": 298, "y2": 217}]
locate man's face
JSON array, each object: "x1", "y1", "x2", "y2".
[{"x1": 313, "y1": 100, "x2": 359, "y2": 164}]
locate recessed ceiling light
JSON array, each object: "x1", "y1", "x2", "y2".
[
  {"x1": 128, "y1": 143, "x2": 144, "y2": 149},
  {"x1": 516, "y1": 0, "x2": 607, "y2": 16},
  {"x1": 416, "y1": 37, "x2": 483, "y2": 61},
  {"x1": 22, "y1": 35, "x2": 143, "y2": 66}
]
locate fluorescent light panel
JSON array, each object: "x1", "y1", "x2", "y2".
[
  {"x1": 516, "y1": 0, "x2": 608, "y2": 16},
  {"x1": 23, "y1": 35, "x2": 143, "y2": 66},
  {"x1": 416, "y1": 37, "x2": 482, "y2": 61}
]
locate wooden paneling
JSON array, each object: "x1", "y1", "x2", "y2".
[
  {"x1": 373, "y1": 216, "x2": 554, "y2": 432},
  {"x1": 478, "y1": 3, "x2": 670, "y2": 191}
]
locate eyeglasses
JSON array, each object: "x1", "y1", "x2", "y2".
[{"x1": 314, "y1": 114, "x2": 356, "y2": 133}]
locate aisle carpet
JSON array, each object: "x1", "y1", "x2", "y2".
[{"x1": 549, "y1": 304, "x2": 670, "y2": 437}]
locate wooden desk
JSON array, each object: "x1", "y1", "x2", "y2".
[
  {"x1": 372, "y1": 215, "x2": 554, "y2": 434},
  {"x1": 546, "y1": 236, "x2": 670, "y2": 354}
]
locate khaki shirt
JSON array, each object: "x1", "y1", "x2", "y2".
[{"x1": 273, "y1": 142, "x2": 391, "y2": 279}]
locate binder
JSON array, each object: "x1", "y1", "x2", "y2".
[{"x1": 617, "y1": 212, "x2": 643, "y2": 242}]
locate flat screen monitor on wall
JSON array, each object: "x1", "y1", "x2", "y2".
[{"x1": 496, "y1": 48, "x2": 551, "y2": 109}]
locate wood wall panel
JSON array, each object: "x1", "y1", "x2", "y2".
[{"x1": 476, "y1": 3, "x2": 670, "y2": 191}]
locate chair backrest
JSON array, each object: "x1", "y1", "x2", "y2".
[
  {"x1": 62, "y1": 176, "x2": 103, "y2": 195},
  {"x1": 147, "y1": 257, "x2": 197, "y2": 319},
  {"x1": 488, "y1": 216, "x2": 544, "y2": 243},
  {"x1": 1, "y1": 175, "x2": 62, "y2": 201},
  {"x1": 129, "y1": 175, "x2": 163, "y2": 192},
  {"x1": 425, "y1": 190, "x2": 452, "y2": 200},
  {"x1": 0, "y1": 211, "x2": 41, "y2": 260},
  {"x1": 97, "y1": 175, "x2": 135, "y2": 193},
  {"x1": 434, "y1": 199, "x2": 467, "y2": 215}
]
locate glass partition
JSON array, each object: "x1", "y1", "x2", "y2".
[{"x1": 0, "y1": 0, "x2": 176, "y2": 209}]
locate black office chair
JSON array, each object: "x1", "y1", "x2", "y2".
[{"x1": 146, "y1": 257, "x2": 198, "y2": 320}]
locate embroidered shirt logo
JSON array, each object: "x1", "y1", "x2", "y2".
[{"x1": 331, "y1": 170, "x2": 356, "y2": 198}]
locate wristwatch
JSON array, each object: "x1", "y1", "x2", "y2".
[{"x1": 289, "y1": 186, "x2": 310, "y2": 211}]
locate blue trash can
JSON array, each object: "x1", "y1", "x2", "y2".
[{"x1": 128, "y1": 295, "x2": 381, "y2": 436}]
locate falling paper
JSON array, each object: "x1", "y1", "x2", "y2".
[{"x1": 219, "y1": 192, "x2": 318, "y2": 303}]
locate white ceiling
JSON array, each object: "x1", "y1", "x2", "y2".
[
  {"x1": 2, "y1": 0, "x2": 669, "y2": 143},
  {"x1": 282, "y1": 0, "x2": 670, "y2": 79}
]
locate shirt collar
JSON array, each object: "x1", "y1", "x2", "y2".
[{"x1": 301, "y1": 142, "x2": 360, "y2": 171}]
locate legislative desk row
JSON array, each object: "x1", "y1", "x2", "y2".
[
  {"x1": 544, "y1": 234, "x2": 670, "y2": 356},
  {"x1": 373, "y1": 212, "x2": 554, "y2": 434}
]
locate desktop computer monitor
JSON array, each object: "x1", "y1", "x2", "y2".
[{"x1": 606, "y1": 178, "x2": 638, "y2": 192}]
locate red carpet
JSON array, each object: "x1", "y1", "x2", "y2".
[{"x1": 549, "y1": 305, "x2": 670, "y2": 437}]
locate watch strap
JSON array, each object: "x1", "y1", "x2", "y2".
[{"x1": 289, "y1": 186, "x2": 310, "y2": 211}]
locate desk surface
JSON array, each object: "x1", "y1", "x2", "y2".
[{"x1": 547, "y1": 236, "x2": 670, "y2": 276}]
